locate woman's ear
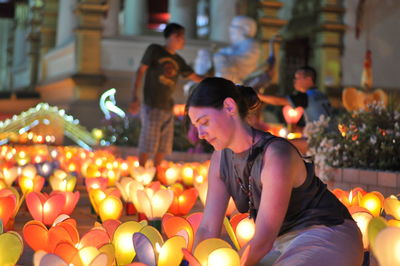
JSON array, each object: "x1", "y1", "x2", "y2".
[{"x1": 223, "y1": 97, "x2": 237, "y2": 115}]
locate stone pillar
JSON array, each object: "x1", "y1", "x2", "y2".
[
  {"x1": 314, "y1": 2, "x2": 345, "y2": 92},
  {"x1": 40, "y1": 0, "x2": 58, "y2": 54},
  {"x1": 103, "y1": 0, "x2": 120, "y2": 37},
  {"x1": 168, "y1": 0, "x2": 197, "y2": 39},
  {"x1": 27, "y1": 2, "x2": 43, "y2": 90},
  {"x1": 0, "y1": 19, "x2": 14, "y2": 91},
  {"x1": 56, "y1": 0, "x2": 77, "y2": 46},
  {"x1": 74, "y1": 0, "x2": 107, "y2": 99},
  {"x1": 258, "y1": 0, "x2": 287, "y2": 83},
  {"x1": 123, "y1": 0, "x2": 147, "y2": 35},
  {"x1": 209, "y1": 0, "x2": 236, "y2": 42}
]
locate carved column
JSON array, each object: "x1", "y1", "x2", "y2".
[
  {"x1": 40, "y1": 0, "x2": 58, "y2": 55},
  {"x1": 103, "y1": 0, "x2": 120, "y2": 37},
  {"x1": 27, "y1": 1, "x2": 43, "y2": 90},
  {"x1": 168, "y1": 0, "x2": 197, "y2": 39},
  {"x1": 74, "y1": 0, "x2": 108, "y2": 99},
  {"x1": 314, "y1": 1, "x2": 345, "y2": 92},
  {"x1": 258, "y1": 0, "x2": 287, "y2": 83}
]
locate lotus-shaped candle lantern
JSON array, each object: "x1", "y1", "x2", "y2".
[
  {"x1": 0, "y1": 224, "x2": 24, "y2": 266},
  {"x1": 168, "y1": 184, "x2": 198, "y2": 216},
  {"x1": 1, "y1": 166, "x2": 19, "y2": 186},
  {"x1": 350, "y1": 206, "x2": 373, "y2": 250},
  {"x1": 367, "y1": 217, "x2": 400, "y2": 266},
  {"x1": 50, "y1": 191, "x2": 80, "y2": 216},
  {"x1": 196, "y1": 180, "x2": 236, "y2": 216},
  {"x1": 19, "y1": 174, "x2": 45, "y2": 194},
  {"x1": 182, "y1": 238, "x2": 239, "y2": 266},
  {"x1": 158, "y1": 164, "x2": 180, "y2": 186},
  {"x1": 136, "y1": 186, "x2": 174, "y2": 221},
  {"x1": 383, "y1": 195, "x2": 400, "y2": 220},
  {"x1": 162, "y1": 212, "x2": 203, "y2": 252},
  {"x1": 181, "y1": 165, "x2": 195, "y2": 186},
  {"x1": 130, "y1": 166, "x2": 156, "y2": 186},
  {"x1": 49, "y1": 170, "x2": 77, "y2": 192},
  {"x1": 26, "y1": 192, "x2": 66, "y2": 226},
  {"x1": 224, "y1": 213, "x2": 255, "y2": 249},
  {"x1": 85, "y1": 177, "x2": 108, "y2": 192},
  {"x1": 112, "y1": 221, "x2": 144, "y2": 265},
  {"x1": 0, "y1": 187, "x2": 22, "y2": 230},
  {"x1": 37, "y1": 161, "x2": 54, "y2": 178}
]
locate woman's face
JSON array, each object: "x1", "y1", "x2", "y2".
[{"x1": 188, "y1": 106, "x2": 234, "y2": 150}]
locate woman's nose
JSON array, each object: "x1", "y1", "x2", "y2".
[{"x1": 198, "y1": 128, "x2": 206, "y2": 139}]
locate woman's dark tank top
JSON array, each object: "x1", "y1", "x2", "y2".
[{"x1": 220, "y1": 130, "x2": 352, "y2": 236}]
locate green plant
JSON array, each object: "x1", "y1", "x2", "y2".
[{"x1": 305, "y1": 103, "x2": 400, "y2": 180}]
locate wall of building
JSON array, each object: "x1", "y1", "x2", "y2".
[{"x1": 342, "y1": 0, "x2": 400, "y2": 89}]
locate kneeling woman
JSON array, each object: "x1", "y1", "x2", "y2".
[{"x1": 187, "y1": 77, "x2": 363, "y2": 266}]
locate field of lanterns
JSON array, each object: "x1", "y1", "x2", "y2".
[{"x1": 0, "y1": 144, "x2": 399, "y2": 265}]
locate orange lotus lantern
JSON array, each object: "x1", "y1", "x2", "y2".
[
  {"x1": 23, "y1": 216, "x2": 80, "y2": 253},
  {"x1": 162, "y1": 213, "x2": 202, "y2": 252},
  {"x1": 222, "y1": 213, "x2": 254, "y2": 250},
  {"x1": 159, "y1": 164, "x2": 181, "y2": 186},
  {"x1": 26, "y1": 192, "x2": 66, "y2": 227},
  {"x1": 0, "y1": 193, "x2": 17, "y2": 230},
  {"x1": 168, "y1": 184, "x2": 198, "y2": 216},
  {"x1": 0, "y1": 187, "x2": 21, "y2": 230}
]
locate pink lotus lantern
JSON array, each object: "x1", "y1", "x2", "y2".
[
  {"x1": 168, "y1": 184, "x2": 198, "y2": 216},
  {"x1": 50, "y1": 191, "x2": 80, "y2": 216},
  {"x1": 85, "y1": 177, "x2": 108, "y2": 192},
  {"x1": 26, "y1": 192, "x2": 66, "y2": 227}
]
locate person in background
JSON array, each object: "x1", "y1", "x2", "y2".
[
  {"x1": 129, "y1": 23, "x2": 202, "y2": 169},
  {"x1": 257, "y1": 66, "x2": 333, "y2": 124},
  {"x1": 187, "y1": 77, "x2": 363, "y2": 266}
]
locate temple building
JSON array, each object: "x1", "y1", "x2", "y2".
[{"x1": 0, "y1": 0, "x2": 399, "y2": 129}]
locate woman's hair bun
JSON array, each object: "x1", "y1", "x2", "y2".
[{"x1": 236, "y1": 85, "x2": 261, "y2": 112}]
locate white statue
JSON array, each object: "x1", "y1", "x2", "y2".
[{"x1": 213, "y1": 16, "x2": 260, "y2": 84}]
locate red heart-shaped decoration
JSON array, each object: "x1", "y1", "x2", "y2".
[{"x1": 282, "y1": 105, "x2": 304, "y2": 124}]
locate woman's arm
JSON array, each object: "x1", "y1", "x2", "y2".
[
  {"x1": 193, "y1": 150, "x2": 230, "y2": 249},
  {"x1": 241, "y1": 140, "x2": 306, "y2": 265}
]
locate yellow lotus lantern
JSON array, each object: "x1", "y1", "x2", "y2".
[
  {"x1": 98, "y1": 195, "x2": 123, "y2": 222},
  {"x1": 21, "y1": 164, "x2": 37, "y2": 179},
  {"x1": 183, "y1": 238, "x2": 237, "y2": 266},
  {"x1": 2, "y1": 167, "x2": 19, "y2": 186},
  {"x1": 49, "y1": 170, "x2": 77, "y2": 192},
  {"x1": 384, "y1": 195, "x2": 400, "y2": 220},
  {"x1": 367, "y1": 217, "x2": 400, "y2": 266},
  {"x1": 112, "y1": 221, "x2": 144, "y2": 265},
  {"x1": 359, "y1": 191, "x2": 383, "y2": 217},
  {"x1": 0, "y1": 230, "x2": 24, "y2": 266},
  {"x1": 19, "y1": 175, "x2": 45, "y2": 194},
  {"x1": 136, "y1": 187, "x2": 174, "y2": 221},
  {"x1": 182, "y1": 165, "x2": 194, "y2": 186},
  {"x1": 15, "y1": 150, "x2": 30, "y2": 166}
]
